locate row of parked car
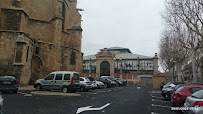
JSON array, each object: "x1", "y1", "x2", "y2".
[
  {"x1": 79, "y1": 76, "x2": 127, "y2": 92},
  {"x1": 0, "y1": 72, "x2": 127, "y2": 114},
  {"x1": 34, "y1": 71, "x2": 127, "y2": 93},
  {"x1": 0, "y1": 72, "x2": 127, "y2": 94},
  {"x1": 160, "y1": 81, "x2": 203, "y2": 114}
]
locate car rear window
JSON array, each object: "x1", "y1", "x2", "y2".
[
  {"x1": 80, "y1": 78, "x2": 84, "y2": 81},
  {"x1": 192, "y1": 90, "x2": 203, "y2": 99},
  {"x1": 189, "y1": 87, "x2": 203, "y2": 94},
  {"x1": 88, "y1": 77, "x2": 95, "y2": 81},
  {"x1": 0, "y1": 76, "x2": 16, "y2": 80},
  {"x1": 73, "y1": 73, "x2": 79, "y2": 80},
  {"x1": 85, "y1": 78, "x2": 90, "y2": 81},
  {"x1": 176, "y1": 86, "x2": 184, "y2": 92},
  {"x1": 165, "y1": 82, "x2": 172, "y2": 86}
]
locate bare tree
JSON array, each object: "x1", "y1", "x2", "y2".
[
  {"x1": 162, "y1": 0, "x2": 203, "y2": 82},
  {"x1": 159, "y1": 29, "x2": 188, "y2": 81}
]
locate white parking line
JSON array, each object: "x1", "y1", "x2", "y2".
[
  {"x1": 152, "y1": 99, "x2": 170, "y2": 103},
  {"x1": 151, "y1": 112, "x2": 159, "y2": 114},
  {"x1": 77, "y1": 92, "x2": 91, "y2": 94},
  {"x1": 24, "y1": 94, "x2": 32, "y2": 97},
  {"x1": 95, "y1": 91, "x2": 105, "y2": 93},
  {"x1": 151, "y1": 104, "x2": 171, "y2": 108},
  {"x1": 89, "y1": 93, "x2": 98, "y2": 95},
  {"x1": 151, "y1": 96, "x2": 164, "y2": 99},
  {"x1": 150, "y1": 94, "x2": 161, "y2": 97}
]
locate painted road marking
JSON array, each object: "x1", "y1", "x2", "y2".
[
  {"x1": 76, "y1": 103, "x2": 111, "y2": 114},
  {"x1": 151, "y1": 112, "x2": 159, "y2": 114},
  {"x1": 151, "y1": 104, "x2": 171, "y2": 108},
  {"x1": 24, "y1": 94, "x2": 32, "y2": 97},
  {"x1": 89, "y1": 93, "x2": 98, "y2": 95},
  {"x1": 151, "y1": 96, "x2": 164, "y2": 99},
  {"x1": 96, "y1": 91, "x2": 105, "y2": 93},
  {"x1": 150, "y1": 94, "x2": 161, "y2": 97},
  {"x1": 77, "y1": 92, "x2": 91, "y2": 94},
  {"x1": 152, "y1": 99, "x2": 170, "y2": 102}
]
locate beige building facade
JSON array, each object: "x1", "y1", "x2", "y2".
[{"x1": 0, "y1": 0, "x2": 82, "y2": 85}]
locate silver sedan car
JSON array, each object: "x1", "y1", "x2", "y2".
[
  {"x1": 184, "y1": 89, "x2": 203, "y2": 114},
  {"x1": 79, "y1": 77, "x2": 92, "y2": 92},
  {"x1": 0, "y1": 92, "x2": 3, "y2": 114}
]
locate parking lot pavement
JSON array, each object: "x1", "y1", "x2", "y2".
[
  {"x1": 2, "y1": 85, "x2": 153, "y2": 114},
  {"x1": 2, "y1": 85, "x2": 184, "y2": 114},
  {"x1": 150, "y1": 92, "x2": 182, "y2": 114}
]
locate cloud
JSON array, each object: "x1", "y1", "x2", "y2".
[{"x1": 77, "y1": 0, "x2": 165, "y2": 71}]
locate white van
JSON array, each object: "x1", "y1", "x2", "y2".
[{"x1": 34, "y1": 71, "x2": 80, "y2": 93}]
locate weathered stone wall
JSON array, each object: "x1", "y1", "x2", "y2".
[
  {"x1": 0, "y1": 9, "x2": 22, "y2": 31},
  {"x1": 23, "y1": 0, "x2": 57, "y2": 22},
  {"x1": 0, "y1": 32, "x2": 33, "y2": 85},
  {"x1": 0, "y1": 0, "x2": 82, "y2": 85}
]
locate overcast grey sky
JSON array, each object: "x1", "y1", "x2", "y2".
[{"x1": 77, "y1": 0, "x2": 165, "y2": 70}]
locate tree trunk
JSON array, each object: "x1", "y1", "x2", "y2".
[
  {"x1": 169, "y1": 68, "x2": 174, "y2": 81},
  {"x1": 176, "y1": 64, "x2": 182, "y2": 82},
  {"x1": 191, "y1": 48, "x2": 197, "y2": 82}
]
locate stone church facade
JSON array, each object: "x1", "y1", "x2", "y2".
[{"x1": 0, "y1": 0, "x2": 82, "y2": 85}]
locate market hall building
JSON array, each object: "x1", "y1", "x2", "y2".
[{"x1": 82, "y1": 47, "x2": 158, "y2": 84}]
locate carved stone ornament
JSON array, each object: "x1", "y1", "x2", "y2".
[
  {"x1": 96, "y1": 48, "x2": 115, "y2": 59},
  {"x1": 16, "y1": 35, "x2": 26, "y2": 43}
]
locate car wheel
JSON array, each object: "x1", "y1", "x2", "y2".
[
  {"x1": 97, "y1": 84, "x2": 100, "y2": 89},
  {"x1": 35, "y1": 84, "x2": 42, "y2": 91},
  {"x1": 62, "y1": 86, "x2": 68, "y2": 93},
  {"x1": 107, "y1": 84, "x2": 111, "y2": 88},
  {"x1": 104, "y1": 84, "x2": 107, "y2": 88},
  {"x1": 80, "y1": 86, "x2": 85, "y2": 92}
]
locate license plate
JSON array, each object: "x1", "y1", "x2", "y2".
[{"x1": 3, "y1": 82, "x2": 11, "y2": 84}]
